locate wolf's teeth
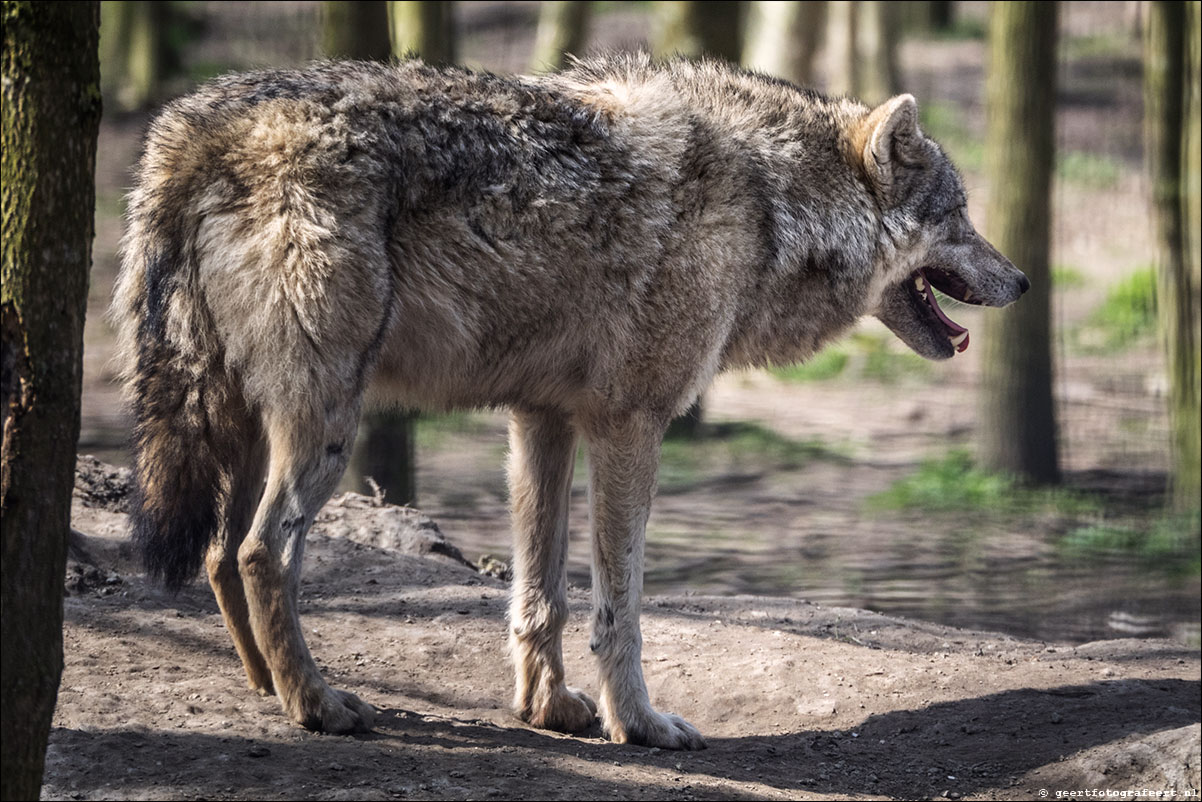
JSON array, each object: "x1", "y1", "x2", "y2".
[
  {"x1": 915, "y1": 276, "x2": 926, "y2": 292},
  {"x1": 963, "y1": 288, "x2": 974, "y2": 301},
  {"x1": 950, "y1": 332, "x2": 968, "y2": 348}
]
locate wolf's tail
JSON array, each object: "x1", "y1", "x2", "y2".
[{"x1": 112, "y1": 182, "x2": 254, "y2": 593}]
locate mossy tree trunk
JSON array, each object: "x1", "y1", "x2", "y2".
[
  {"x1": 320, "y1": 1, "x2": 420, "y2": 505},
  {"x1": 1, "y1": 2, "x2": 101, "y2": 799},
  {"x1": 531, "y1": 0, "x2": 591, "y2": 72},
  {"x1": 1145, "y1": 0, "x2": 1201, "y2": 511},
  {"x1": 742, "y1": 0, "x2": 825, "y2": 86},
  {"x1": 323, "y1": 0, "x2": 391, "y2": 61},
  {"x1": 654, "y1": 0, "x2": 745, "y2": 63},
  {"x1": 388, "y1": 0, "x2": 456, "y2": 65},
  {"x1": 977, "y1": 0, "x2": 1060, "y2": 484}
]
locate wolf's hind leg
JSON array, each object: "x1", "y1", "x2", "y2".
[
  {"x1": 508, "y1": 409, "x2": 597, "y2": 733},
  {"x1": 584, "y1": 412, "x2": 705, "y2": 750},
  {"x1": 238, "y1": 408, "x2": 375, "y2": 734},
  {"x1": 206, "y1": 436, "x2": 272, "y2": 695}
]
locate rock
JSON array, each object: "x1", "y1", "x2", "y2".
[
  {"x1": 313, "y1": 492, "x2": 477, "y2": 571},
  {"x1": 74, "y1": 455, "x2": 133, "y2": 512}
]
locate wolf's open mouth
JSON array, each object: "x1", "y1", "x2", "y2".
[{"x1": 907, "y1": 267, "x2": 976, "y2": 353}]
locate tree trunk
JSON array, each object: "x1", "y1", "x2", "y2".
[
  {"x1": 825, "y1": 0, "x2": 859, "y2": 96},
  {"x1": 654, "y1": 0, "x2": 745, "y2": 63},
  {"x1": 930, "y1": 0, "x2": 955, "y2": 30},
  {"x1": 742, "y1": 0, "x2": 825, "y2": 86},
  {"x1": 323, "y1": 0, "x2": 391, "y2": 60},
  {"x1": 351, "y1": 408, "x2": 417, "y2": 505},
  {"x1": 977, "y1": 0, "x2": 1059, "y2": 484},
  {"x1": 1, "y1": 2, "x2": 101, "y2": 799},
  {"x1": 856, "y1": 0, "x2": 900, "y2": 105},
  {"x1": 98, "y1": 0, "x2": 166, "y2": 111},
  {"x1": 1145, "y1": 0, "x2": 1200, "y2": 511},
  {"x1": 388, "y1": 0, "x2": 456, "y2": 65},
  {"x1": 531, "y1": 0, "x2": 591, "y2": 72}
]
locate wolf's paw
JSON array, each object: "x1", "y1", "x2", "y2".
[
  {"x1": 298, "y1": 687, "x2": 375, "y2": 734},
  {"x1": 524, "y1": 686, "x2": 598, "y2": 733},
  {"x1": 607, "y1": 709, "x2": 706, "y2": 750}
]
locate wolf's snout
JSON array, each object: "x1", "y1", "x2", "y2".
[{"x1": 1017, "y1": 272, "x2": 1031, "y2": 295}]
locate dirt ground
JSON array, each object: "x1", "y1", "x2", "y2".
[{"x1": 44, "y1": 462, "x2": 1200, "y2": 801}]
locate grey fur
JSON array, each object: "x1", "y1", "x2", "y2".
[{"x1": 112, "y1": 54, "x2": 1026, "y2": 748}]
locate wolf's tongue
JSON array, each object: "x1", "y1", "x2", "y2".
[{"x1": 917, "y1": 269, "x2": 970, "y2": 353}]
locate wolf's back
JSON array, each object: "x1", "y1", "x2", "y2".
[{"x1": 112, "y1": 109, "x2": 253, "y2": 592}]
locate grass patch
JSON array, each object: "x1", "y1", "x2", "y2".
[
  {"x1": 414, "y1": 411, "x2": 495, "y2": 450},
  {"x1": 1056, "y1": 151, "x2": 1122, "y2": 189},
  {"x1": 867, "y1": 449, "x2": 1098, "y2": 517},
  {"x1": 771, "y1": 333, "x2": 931, "y2": 385},
  {"x1": 1076, "y1": 267, "x2": 1157, "y2": 351},
  {"x1": 1051, "y1": 264, "x2": 1088, "y2": 288},
  {"x1": 919, "y1": 101, "x2": 984, "y2": 172},
  {"x1": 769, "y1": 348, "x2": 850, "y2": 382},
  {"x1": 656, "y1": 421, "x2": 843, "y2": 493},
  {"x1": 1060, "y1": 510, "x2": 1201, "y2": 576},
  {"x1": 926, "y1": 16, "x2": 988, "y2": 41}
]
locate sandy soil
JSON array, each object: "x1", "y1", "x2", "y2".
[{"x1": 43, "y1": 461, "x2": 1200, "y2": 802}]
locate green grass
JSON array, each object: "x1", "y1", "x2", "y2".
[
  {"x1": 414, "y1": 411, "x2": 495, "y2": 450},
  {"x1": 656, "y1": 422, "x2": 844, "y2": 493},
  {"x1": 1051, "y1": 264, "x2": 1088, "y2": 288},
  {"x1": 1056, "y1": 151, "x2": 1122, "y2": 189},
  {"x1": 1077, "y1": 267, "x2": 1158, "y2": 351},
  {"x1": 867, "y1": 449, "x2": 1098, "y2": 517},
  {"x1": 769, "y1": 348, "x2": 850, "y2": 382},
  {"x1": 771, "y1": 333, "x2": 932, "y2": 385},
  {"x1": 1060, "y1": 510, "x2": 1201, "y2": 576},
  {"x1": 919, "y1": 101, "x2": 984, "y2": 172}
]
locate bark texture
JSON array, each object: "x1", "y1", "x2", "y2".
[
  {"x1": 1, "y1": 2, "x2": 101, "y2": 799},
  {"x1": 977, "y1": 0, "x2": 1060, "y2": 484},
  {"x1": 1144, "y1": 0, "x2": 1201, "y2": 511}
]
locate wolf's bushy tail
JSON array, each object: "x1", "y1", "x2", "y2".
[{"x1": 113, "y1": 196, "x2": 253, "y2": 593}]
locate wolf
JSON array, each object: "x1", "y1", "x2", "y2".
[{"x1": 112, "y1": 54, "x2": 1028, "y2": 750}]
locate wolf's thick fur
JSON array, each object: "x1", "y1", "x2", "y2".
[{"x1": 114, "y1": 55, "x2": 1027, "y2": 747}]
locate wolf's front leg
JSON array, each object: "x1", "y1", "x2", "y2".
[
  {"x1": 507, "y1": 409, "x2": 597, "y2": 733},
  {"x1": 238, "y1": 419, "x2": 375, "y2": 734},
  {"x1": 584, "y1": 413, "x2": 706, "y2": 750}
]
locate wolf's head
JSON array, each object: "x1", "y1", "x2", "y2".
[{"x1": 850, "y1": 94, "x2": 1029, "y2": 360}]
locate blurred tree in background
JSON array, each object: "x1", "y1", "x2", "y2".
[
  {"x1": 1, "y1": 2, "x2": 101, "y2": 798},
  {"x1": 531, "y1": 0, "x2": 591, "y2": 72},
  {"x1": 1144, "y1": 0, "x2": 1200, "y2": 511},
  {"x1": 741, "y1": 0, "x2": 824, "y2": 86},
  {"x1": 654, "y1": 0, "x2": 745, "y2": 63},
  {"x1": 826, "y1": 0, "x2": 899, "y2": 104},
  {"x1": 389, "y1": 0, "x2": 456, "y2": 65},
  {"x1": 100, "y1": 0, "x2": 172, "y2": 111},
  {"x1": 977, "y1": 0, "x2": 1060, "y2": 484},
  {"x1": 323, "y1": 0, "x2": 390, "y2": 61}
]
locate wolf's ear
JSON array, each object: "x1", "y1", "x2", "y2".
[{"x1": 857, "y1": 94, "x2": 920, "y2": 189}]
